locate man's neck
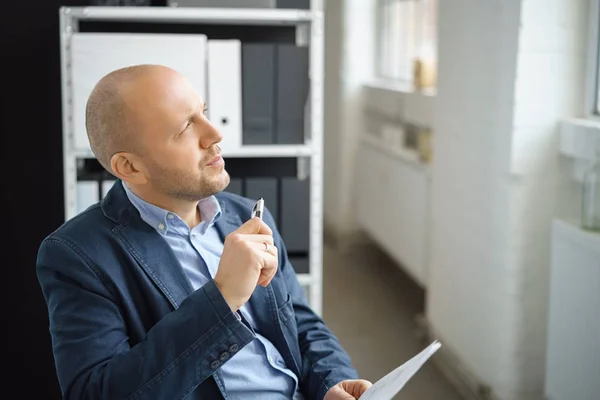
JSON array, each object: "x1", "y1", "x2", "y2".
[{"x1": 126, "y1": 182, "x2": 201, "y2": 228}]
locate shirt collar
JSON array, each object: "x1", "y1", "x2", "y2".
[{"x1": 122, "y1": 181, "x2": 222, "y2": 236}]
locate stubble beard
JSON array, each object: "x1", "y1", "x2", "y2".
[{"x1": 152, "y1": 164, "x2": 231, "y2": 201}]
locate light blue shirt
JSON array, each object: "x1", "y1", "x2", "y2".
[{"x1": 123, "y1": 182, "x2": 299, "y2": 399}]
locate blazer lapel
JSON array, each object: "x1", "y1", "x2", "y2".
[
  {"x1": 114, "y1": 219, "x2": 194, "y2": 310},
  {"x1": 102, "y1": 180, "x2": 194, "y2": 310}
]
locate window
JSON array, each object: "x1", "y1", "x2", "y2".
[
  {"x1": 375, "y1": 0, "x2": 437, "y2": 88},
  {"x1": 586, "y1": 0, "x2": 600, "y2": 117}
]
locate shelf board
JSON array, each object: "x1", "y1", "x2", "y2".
[{"x1": 62, "y1": 6, "x2": 315, "y2": 26}]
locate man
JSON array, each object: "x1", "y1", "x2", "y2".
[{"x1": 36, "y1": 64, "x2": 371, "y2": 400}]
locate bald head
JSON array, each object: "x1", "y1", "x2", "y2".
[{"x1": 85, "y1": 64, "x2": 179, "y2": 172}]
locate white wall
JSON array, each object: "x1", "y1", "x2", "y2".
[
  {"x1": 325, "y1": 0, "x2": 589, "y2": 396},
  {"x1": 426, "y1": 1, "x2": 588, "y2": 399},
  {"x1": 427, "y1": 1, "x2": 520, "y2": 395},
  {"x1": 323, "y1": 0, "x2": 375, "y2": 239}
]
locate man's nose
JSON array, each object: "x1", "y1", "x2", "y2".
[{"x1": 199, "y1": 119, "x2": 223, "y2": 149}]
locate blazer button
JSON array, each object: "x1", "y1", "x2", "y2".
[
  {"x1": 219, "y1": 352, "x2": 230, "y2": 361},
  {"x1": 210, "y1": 360, "x2": 221, "y2": 369},
  {"x1": 229, "y1": 344, "x2": 239, "y2": 353}
]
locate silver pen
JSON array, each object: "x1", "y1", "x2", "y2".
[{"x1": 251, "y1": 198, "x2": 264, "y2": 220}]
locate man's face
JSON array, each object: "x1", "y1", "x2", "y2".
[{"x1": 126, "y1": 69, "x2": 230, "y2": 200}]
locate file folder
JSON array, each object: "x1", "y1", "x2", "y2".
[
  {"x1": 225, "y1": 178, "x2": 243, "y2": 196},
  {"x1": 76, "y1": 181, "x2": 100, "y2": 214},
  {"x1": 277, "y1": 0, "x2": 310, "y2": 8},
  {"x1": 242, "y1": 44, "x2": 276, "y2": 145},
  {"x1": 280, "y1": 177, "x2": 310, "y2": 252},
  {"x1": 289, "y1": 256, "x2": 309, "y2": 274},
  {"x1": 276, "y1": 45, "x2": 309, "y2": 144},
  {"x1": 208, "y1": 40, "x2": 242, "y2": 153},
  {"x1": 245, "y1": 178, "x2": 279, "y2": 226}
]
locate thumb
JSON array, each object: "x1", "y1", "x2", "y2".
[
  {"x1": 236, "y1": 217, "x2": 273, "y2": 236},
  {"x1": 330, "y1": 386, "x2": 358, "y2": 400}
]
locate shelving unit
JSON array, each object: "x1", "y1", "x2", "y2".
[{"x1": 59, "y1": 2, "x2": 324, "y2": 315}]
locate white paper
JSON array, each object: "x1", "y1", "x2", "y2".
[{"x1": 359, "y1": 340, "x2": 442, "y2": 400}]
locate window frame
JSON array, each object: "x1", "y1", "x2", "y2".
[{"x1": 585, "y1": 0, "x2": 600, "y2": 119}]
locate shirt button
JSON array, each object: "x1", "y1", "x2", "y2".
[
  {"x1": 210, "y1": 360, "x2": 220, "y2": 369},
  {"x1": 219, "y1": 352, "x2": 229, "y2": 361},
  {"x1": 158, "y1": 223, "x2": 165, "y2": 230},
  {"x1": 229, "y1": 344, "x2": 239, "y2": 353}
]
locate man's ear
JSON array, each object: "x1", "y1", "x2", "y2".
[{"x1": 110, "y1": 152, "x2": 148, "y2": 185}]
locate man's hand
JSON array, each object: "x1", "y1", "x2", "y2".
[
  {"x1": 324, "y1": 379, "x2": 373, "y2": 400},
  {"x1": 214, "y1": 217, "x2": 278, "y2": 311}
]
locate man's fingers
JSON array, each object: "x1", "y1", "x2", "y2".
[
  {"x1": 257, "y1": 252, "x2": 278, "y2": 287},
  {"x1": 249, "y1": 240, "x2": 277, "y2": 255},
  {"x1": 243, "y1": 234, "x2": 275, "y2": 246},
  {"x1": 235, "y1": 217, "x2": 261, "y2": 234},
  {"x1": 262, "y1": 264, "x2": 278, "y2": 286},
  {"x1": 235, "y1": 217, "x2": 273, "y2": 236},
  {"x1": 256, "y1": 219, "x2": 273, "y2": 236},
  {"x1": 327, "y1": 386, "x2": 356, "y2": 400},
  {"x1": 258, "y1": 260, "x2": 278, "y2": 287}
]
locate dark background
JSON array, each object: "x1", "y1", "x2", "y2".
[{"x1": 4, "y1": 1, "x2": 165, "y2": 398}]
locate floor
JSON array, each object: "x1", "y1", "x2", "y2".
[{"x1": 320, "y1": 243, "x2": 464, "y2": 400}]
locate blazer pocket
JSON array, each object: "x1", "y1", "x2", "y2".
[{"x1": 277, "y1": 293, "x2": 295, "y2": 323}]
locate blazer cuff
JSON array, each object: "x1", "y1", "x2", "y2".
[{"x1": 202, "y1": 280, "x2": 255, "y2": 345}]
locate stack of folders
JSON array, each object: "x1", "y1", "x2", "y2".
[{"x1": 207, "y1": 40, "x2": 309, "y2": 152}]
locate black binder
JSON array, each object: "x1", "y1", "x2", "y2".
[{"x1": 242, "y1": 44, "x2": 276, "y2": 144}]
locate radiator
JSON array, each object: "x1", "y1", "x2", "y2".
[{"x1": 544, "y1": 219, "x2": 600, "y2": 400}]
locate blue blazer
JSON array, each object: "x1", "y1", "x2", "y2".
[{"x1": 36, "y1": 181, "x2": 358, "y2": 400}]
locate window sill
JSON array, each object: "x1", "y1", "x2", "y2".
[
  {"x1": 362, "y1": 80, "x2": 436, "y2": 128},
  {"x1": 559, "y1": 117, "x2": 600, "y2": 182},
  {"x1": 559, "y1": 117, "x2": 600, "y2": 160},
  {"x1": 364, "y1": 79, "x2": 437, "y2": 97}
]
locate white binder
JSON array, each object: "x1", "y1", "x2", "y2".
[
  {"x1": 70, "y1": 32, "x2": 208, "y2": 154},
  {"x1": 76, "y1": 181, "x2": 100, "y2": 214},
  {"x1": 207, "y1": 40, "x2": 243, "y2": 153}
]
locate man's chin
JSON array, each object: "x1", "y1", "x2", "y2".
[{"x1": 208, "y1": 171, "x2": 230, "y2": 194}]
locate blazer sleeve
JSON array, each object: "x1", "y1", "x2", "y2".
[
  {"x1": 263, "y1": 209, "x2": 360, "y2": 400},
  {"x1": 36, "y1": 236, "x2": 255, "y2": 400}
]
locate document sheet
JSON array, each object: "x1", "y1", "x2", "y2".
[{"x1": 359, "y1": 340, "x2": 442, "y2": 400}]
